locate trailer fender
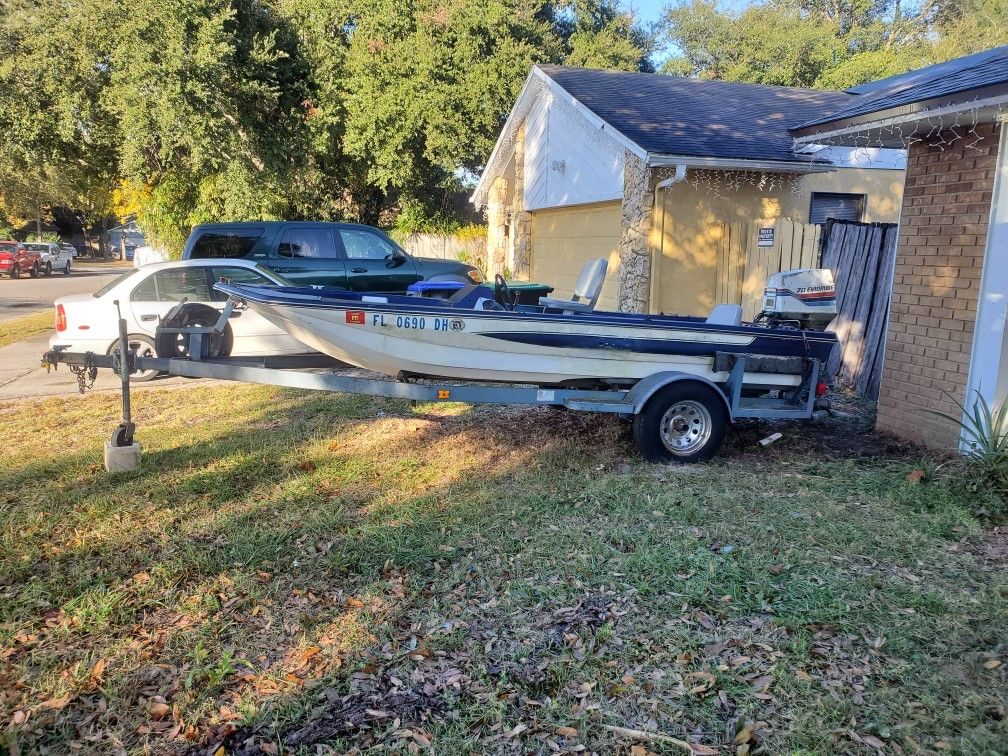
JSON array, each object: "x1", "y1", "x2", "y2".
[{"x1": 625, "y1": 371, "x2": 732, "y2": 419}]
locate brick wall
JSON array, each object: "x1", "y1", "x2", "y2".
[{"x1": 876, "y1": 123, "x2": 1000, "y2": 447}]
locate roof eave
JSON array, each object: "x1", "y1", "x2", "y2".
[
  {"x1": 791, "y1": 84, "x2": 1008, "y2": 144},
  {"x1": 647, "y1": 154, "x2": 836, "y2": 174}
]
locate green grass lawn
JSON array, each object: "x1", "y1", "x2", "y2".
[
  {"x1": 0, "y1": 310, "x2": 54, "y2": 348},
  {"x1": 0, "y1": 385, "x2": 1005, "y2": 754}
]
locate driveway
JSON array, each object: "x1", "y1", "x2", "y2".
[
  {"x1": 0, "y1": 265, "x2": 127, "y2": 319},
  {"x1": 0, "y1": 332, "x2": 215, "y2": 399}
]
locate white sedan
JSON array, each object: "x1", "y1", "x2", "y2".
[{"x1": 50, "y1": 259, "x2": 313, "y2": 380}]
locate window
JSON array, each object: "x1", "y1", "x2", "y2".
[
  {"x1": 338, "y1": 228, "x2": 401, "y2": 261},
  {"x1": 209, "y1": 266, "x2": 273, "y2": 301},
  {"x1": 277, "y1": 227, "x2": 337, "y2": 258},
  {"x1": 131, "y1": 269, "x2": 211, "y2": 302},
  {"x1": 93, "y1": 269, "x2": 139, "y2": 298},
  {"x1": 189, "y1": 229, "x2": 264, "y2": 259},
  {"x1": 809, "y1": 192, "x2": 865, "y2": 224}
]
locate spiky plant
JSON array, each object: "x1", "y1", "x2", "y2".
[{"x1": 933, "y1": 392, "x2": 1008, "y2": 490}]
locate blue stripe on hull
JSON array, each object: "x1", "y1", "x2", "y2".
[{"x1": 480, "y1": 331, "x2": 835, "y2": 363}]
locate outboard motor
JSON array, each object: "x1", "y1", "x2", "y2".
[{"x1": 759, "y1": 268, "x2": 837, "y2": 331}]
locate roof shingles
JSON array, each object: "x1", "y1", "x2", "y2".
[
  {"x1": 794, "y1": 45, "x2": 1008, "y2": 131},
  {"x1": 537, "y1": 65, "x2": 852, "y2": 163}
]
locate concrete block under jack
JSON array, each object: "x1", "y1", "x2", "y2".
[{"x1": 104, "y1": 442, "x2": 142, "y2": 473}]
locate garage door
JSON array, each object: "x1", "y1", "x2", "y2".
[{"x1": 530, "y1": 202, "x2": 622, "y2": 311}]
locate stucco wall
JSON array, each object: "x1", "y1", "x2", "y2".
[{"x1": 650, "y1": 167, "x2": 905, "y2": 316}]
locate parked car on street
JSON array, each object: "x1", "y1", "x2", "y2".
[
  {"x1": 0, "y1": 240, "x2": 42, "y2": 279},
  {"x1": 23, "y1": 242, "x2": 72, "y2": 276},
  {"x1": 60, "y1": 243, "x2": 79, "y2": 258},
  {"x1": 182, "y1": 222, "x2": 483, "y2": 291},
  {"x1": 50, "y1": 259, "x2": 315, "y2": 381}
]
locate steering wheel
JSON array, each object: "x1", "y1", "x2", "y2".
[{"x1": 494, "y1": 274, "x2": 513, "y2": 309}]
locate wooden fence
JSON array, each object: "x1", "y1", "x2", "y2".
[
  {"x1": 715, "y1": 217, "x2": 899, "y2": 398},
  {"x1": 715, "y1": 218, "x2": 822, "y2": 320},
  {"x1": 396, "y1": 232, "x2": 486, "y2": 265},
  {"x1": 821, "y1": 219, "x2": 899, "y2": 399}
]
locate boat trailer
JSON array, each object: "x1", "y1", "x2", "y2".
[{"x1": 42, "y1": 302, "x2": 830, "y2": 470}]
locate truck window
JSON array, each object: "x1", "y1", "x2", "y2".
[
  {"x1": 190, "y1": 229, "x2": 264, "y2": 259},
  {"x1": 338, "y1": 229, "x2": 400, "y2": 261},
  {"x1": 277, "y1": 228, "x2": 337, "y2": 258}
]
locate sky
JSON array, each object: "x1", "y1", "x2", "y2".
[{"x1": 629, "y1": 0, "x2": 752, "y2": 66}]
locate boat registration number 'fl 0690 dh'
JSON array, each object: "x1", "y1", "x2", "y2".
[{"x1": 366, "y1": 313, "x2": 459, "y2": 332}]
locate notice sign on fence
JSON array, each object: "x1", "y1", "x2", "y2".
[{"x1": 757, "y1": 227, "x2": 775, "y2": 247}]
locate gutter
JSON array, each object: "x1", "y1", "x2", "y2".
[{"x1": 648, "y1": 154, "x2": 834, "y2": 174}]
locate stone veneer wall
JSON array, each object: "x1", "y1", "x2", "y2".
[
  {"x1": 875, "y1": 122, "x2": 1000, "y2": 447},
  {"x1": 616, "y1": 150, "x2": 652, "y2": 312},
  {"x1": 486, "y1": 175, "x2": 509, "y2": 278},
  {"x1": 511, "y1": 121, "x2": 532, "y2": 279}
]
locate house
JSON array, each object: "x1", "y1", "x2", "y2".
[
  {"x1": 106, "y1": 219, "x2": 147, "y2": 253},
  {"x1": 791, "y1": 45, "x2": 1008, "y2": 449},
  {"x1": 472, "y1": 65, "x2": 905, "y2": 315}
]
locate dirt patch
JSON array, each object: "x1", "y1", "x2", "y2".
[{"x1": 955, "y1": 526, "x2": 1008, "y2": 569}]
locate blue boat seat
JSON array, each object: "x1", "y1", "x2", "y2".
[
  {"x1": 538, "y1": 259, "x2": 608, "y2": 313},
  {"x1": 706, "y1": 304, "x2": 743, "y2": 326}
]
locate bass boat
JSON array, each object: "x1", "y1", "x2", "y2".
[{"x1": 213, "y1": 266, "x2": 839, "y2": 390}]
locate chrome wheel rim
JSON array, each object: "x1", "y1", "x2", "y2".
[{"x1": 659, "y1": 400, "x2": 712, "y2": 456}]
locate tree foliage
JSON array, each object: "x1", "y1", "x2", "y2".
[
  {"x1": 0, "y1": 0, "x2": 653, "y2": 251},
  {"x1": 659, "y1": 0, "x2": 1008, "y2": 90}
]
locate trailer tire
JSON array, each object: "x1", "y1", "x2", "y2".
[
  {"x1": 633, "y1": 382, "x2": 727, "y2": 463},
  {"x1": 155, "y1": 303, "x2": 233, "y2": 360}
]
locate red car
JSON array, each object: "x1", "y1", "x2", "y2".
[{"x1": 0, "y1": 240, "x2": 42, "y2": 279}]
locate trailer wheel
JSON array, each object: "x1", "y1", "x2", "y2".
[{"x1": 633, "y1": 382, "x2": 727, "y2": 463}]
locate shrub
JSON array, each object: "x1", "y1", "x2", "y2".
[{"x1": 933, "y1": 393, "x2": 1008, "y2": 513}]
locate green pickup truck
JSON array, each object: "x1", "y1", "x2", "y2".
[{"x1": 181, "y1": 222, "x2": 483, "y2": 291}]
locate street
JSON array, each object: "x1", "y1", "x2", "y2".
[{"x1": 0, "y1": 264, "x2": 127, "y2": 318}]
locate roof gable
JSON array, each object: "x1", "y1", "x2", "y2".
[{"x1": 536, "y1": 65, "x2": 852, "y2": 163}]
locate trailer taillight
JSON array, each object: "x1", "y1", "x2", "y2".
[
  {"x1": 55, "y1": 304, "x2": 67, "y2": 332},
  {"x1": 815, "y1": 381, "x2": 828, "y2": 398}
]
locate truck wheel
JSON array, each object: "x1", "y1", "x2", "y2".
[
  {"x1": 44, "y1": 261, "x2": 52, "y2": 277},
  {"x1": 633, "y1": 382, "x2": 728, "y2": 463},
  {"x1": 28, "y1": 263, "x2": 39, "y2": 278},
  {"x1": 63, "y1": 261, "x2": 71, "y2": 275},
  {"x1": 108, "y1": 335, "x2": 159, "y2": 382},
  {"x1": 10, "y1": 264, "x2": 19, "y2": 279}
]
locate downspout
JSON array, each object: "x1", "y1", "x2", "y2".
[{"x1": 648, "y1": 163, "x2": 687, "y2": 313}]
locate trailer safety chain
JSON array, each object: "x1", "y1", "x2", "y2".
[{"x1": 70, "y1": 357, "x2": 98, "y2": 394}]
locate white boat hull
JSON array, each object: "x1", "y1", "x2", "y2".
[{"x1": 246, "y1": 300, "x2": 805, "y2": 388}]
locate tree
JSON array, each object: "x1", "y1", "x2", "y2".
[{"x1": 659, "y1": 0, "x2": 1007, "y2": 90}]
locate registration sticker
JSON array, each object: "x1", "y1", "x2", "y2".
[{"x1": 346, "y1": 310, "x2": 365, "y2": 324}]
